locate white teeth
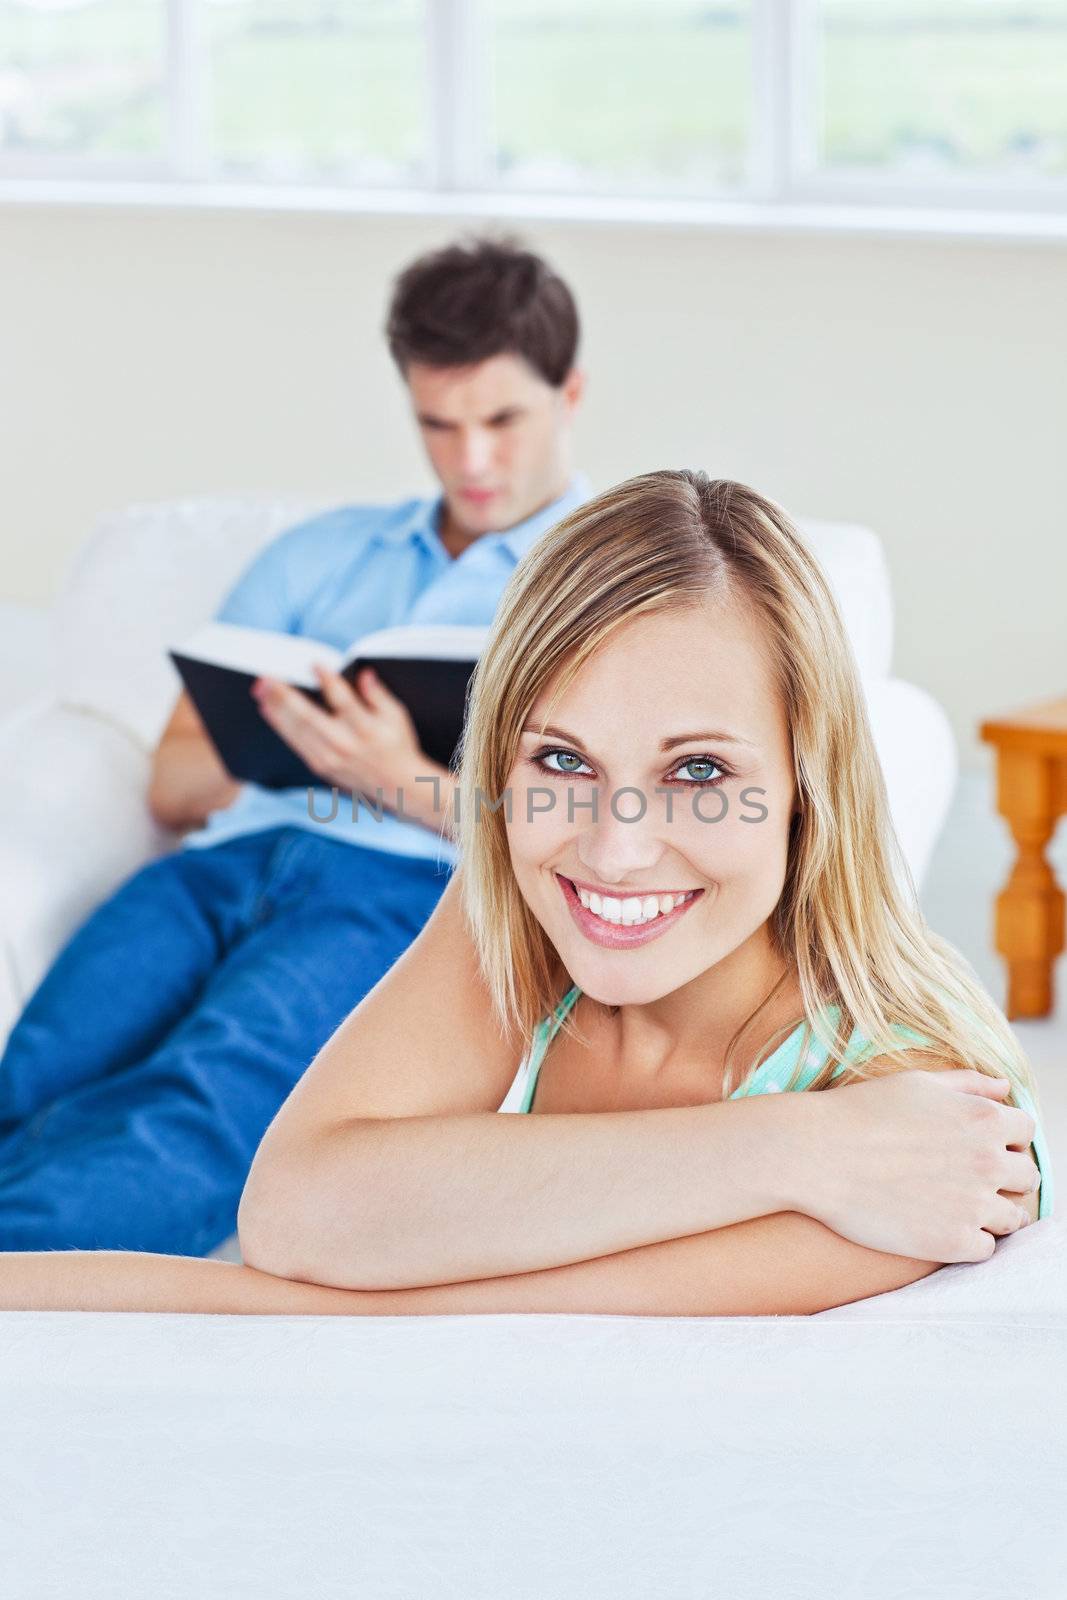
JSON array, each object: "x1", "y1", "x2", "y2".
[{"x1": 573, "y1": 883, "x2": 695, "y2": 927}]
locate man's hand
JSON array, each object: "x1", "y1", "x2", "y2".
[
  {"x1": 251, "y1": 663, "x2": 454, "y2": 833},
  {"x1": 794, "y1": 1067, "x2": 1041, "y2": 1264}
]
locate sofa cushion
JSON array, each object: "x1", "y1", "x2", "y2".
[
  {"x1": 796, "y1": 517, "x2": 893, "y2": 682},
  {"x1": 0, "y1": 704, "x2": 172, "y2": 1051},
  {"x1": 52, "y1": 496, "x2": 328, "y2": 751}
]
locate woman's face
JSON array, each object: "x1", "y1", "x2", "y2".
[{"x1": 503, "y1": 593, "x2": 798, "y2": 1008}]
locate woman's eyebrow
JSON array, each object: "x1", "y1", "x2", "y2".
[{"x1": 520, "y1": 723, "x2": 756, "y2": 751}]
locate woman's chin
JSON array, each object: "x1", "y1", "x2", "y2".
[{"x1": 562, "y1": 955, "x2": 686, "y2": 1010}]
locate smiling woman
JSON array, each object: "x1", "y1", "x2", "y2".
[
  {"x1": 456, "y1": 472, "x2": 1042, "y2": 1120},
  {"x1": 0, "y1": 471, "x2": 1049, "y2": 1319},
  {"x1": 231, "y1": 471, "x2": 1047, "y2": 1313}
]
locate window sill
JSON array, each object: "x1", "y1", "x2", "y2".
[{"x1": 1, "y1": 177, "x2": 1066, "y2": 246}]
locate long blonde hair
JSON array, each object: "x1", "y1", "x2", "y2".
[{"x1": 455, "y1": 470, "x2": 1040, "y2": 1107}]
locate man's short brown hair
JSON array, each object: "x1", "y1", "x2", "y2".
[{"x1": 385, "y1": 234, "x2": 580, "y2": 387}]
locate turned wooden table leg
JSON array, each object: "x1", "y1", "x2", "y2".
[{"x1": 992, "y1": 749, "x2": 1066, "y2": 1019}]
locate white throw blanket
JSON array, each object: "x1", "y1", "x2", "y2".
[
  {"x1": 1, "y1": 1219, "x2": 1063, "y2": 1600},
  {"x1": 818, "y1": 1211, "x2": 1067, "y2": 1319}
]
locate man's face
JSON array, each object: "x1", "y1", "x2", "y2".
[{"x1": 405, "y1": 351, "x2": 584, "y2": 541}]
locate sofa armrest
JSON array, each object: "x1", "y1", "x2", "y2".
[
  {"x1": 797, "y1": 519, "x2": 894, "y2": 682},
  {"x1": 0, "y1": 599, "x2": 51, "y2": 720},
  {"x1": 865, "y1": 676, "x2": 958, "y2": 895},
  {"x1": 0, "y1": 701, "x2": 177, "y2": 1051}
]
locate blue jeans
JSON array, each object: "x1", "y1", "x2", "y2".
[{"x1": 0, "y1": 826, "x2": 451, "y2": 1256}]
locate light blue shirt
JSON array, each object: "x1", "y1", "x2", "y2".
[{"x1": 181, "y1": 476, "x2": 591, "y2": 865}]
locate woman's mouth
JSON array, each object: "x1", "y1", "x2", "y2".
[{"x1": 556, "y1": 873, "x2": 704, "y2": 949}]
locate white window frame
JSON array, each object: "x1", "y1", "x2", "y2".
[{"x1": 1, "y1": 0, "x2": 1065, "y2": 241}]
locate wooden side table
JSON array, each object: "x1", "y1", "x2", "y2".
[{"x1": 979, "y1": 695, "x2": 1067, "y2": 1018}]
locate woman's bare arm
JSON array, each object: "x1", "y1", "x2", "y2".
[
  {"x1": 0, "y1": 1187, "x2": 1029, "y2": 1318},
  {"x1": 237, "y1": 868, "x2": 811, "y2": 1287},
  {"x1": 238, "y1": 873, "x2": 1038, "y2": 1289},
  {"x1": 0, "y1": 1121, "x2": 1035, "y2": 1319}
]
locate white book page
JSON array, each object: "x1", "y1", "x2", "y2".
[
  {"x1": 173, "y1": 620, "x2": 490, "y2": 687},
  {"x1": 341, "y1": 623, "x2": 490, "y2": 665},
  {"x1": 172, "y1": 622, "x2": 342, "y2": 687}
]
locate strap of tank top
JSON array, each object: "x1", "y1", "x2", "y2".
[
  {"x1": 544, "y1": 984, "x2": 581, "y2": 1045},
  {"x1": 526, "y1": 986, "x2": 581, "y2": 1078},
  {"x1": 518, "y1": 986, "x2": 582, "y2": 1114}
]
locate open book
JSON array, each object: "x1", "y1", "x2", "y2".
[{"x1": 169, "y1": 620, "x2": 488, "y2": 790}]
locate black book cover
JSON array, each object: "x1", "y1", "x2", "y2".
[{"x1": 169, "y1": 650, "x2": 479, "y2": 790}]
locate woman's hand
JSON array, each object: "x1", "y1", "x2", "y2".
[{"x1": 796, "y1": 1069, "x2": 1040, "y2": 1263}]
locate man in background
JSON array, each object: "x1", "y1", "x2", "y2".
[{"x1": 0, "y1": 235, "x2": 588, "y2": 1258}]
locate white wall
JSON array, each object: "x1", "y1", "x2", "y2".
[{"x1": 2, "y1": 202, "x2": 1064, "y2": 767}]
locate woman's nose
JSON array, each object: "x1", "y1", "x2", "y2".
[{"x1": 575, "y1": 796, "x2": 668, "y2": 886}]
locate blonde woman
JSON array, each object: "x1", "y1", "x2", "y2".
[{"x1": 0, "y1": 472, "x2": 1050, "y2": 1316}]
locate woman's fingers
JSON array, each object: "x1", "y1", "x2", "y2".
[
  {"x1": 1002, "y1": 1150, "x2": 1041, "y2": 1193},
  {"x1": 944, "y1": 1071, "x2": 1036, "y2": 1143},
  {"x1": 1001, "y1": 1105, "x2": 1038, "y2": 1149},
  {"x1": 965, "y1": 1230, "x2": 998, "y2": 1263},
  {"x1": 942, "y1": 1071, "x2": 1038, "y2": 1152},
  {"x1": 951, "y1": 1072, "x2": 1012, "y2": 1097},
  {"x1": 984, "y1": 1192, "x2": 1033, "y2": 1237}
]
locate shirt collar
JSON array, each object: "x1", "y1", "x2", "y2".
[
  {"x1": 373, "y1": 498, "x2": 442, "y2": 549},
  {"x1": 495, "y1": 474, "x2": 592, "y2": 562},
  {"x1": 376, "y1": 475, "x2": 592, "y2": 562}
]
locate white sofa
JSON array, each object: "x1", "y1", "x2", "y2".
[{"x1": 1, "y1": 1214, "x2": 1065, "y2": 1600}]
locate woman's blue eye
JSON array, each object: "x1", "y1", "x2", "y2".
[
  {"x1": 533, "y1": 749, "x2": 728, "y2": 787},
  {"x1": 539, "y1": 749, "x2": 591, "y2": 775},
  {"x1": 675, "y1": 758, "x2": 723, "y2": 784}
]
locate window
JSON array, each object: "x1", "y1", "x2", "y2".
[
  {"x1": 0, "y1": 0, "x2": 425, "y2": 182},
  {"x1": 810, "y1": 1, "x2": 1067, "y2": 189},
  {"x1": 1, "y1": 0, "x2": 1064, "y2": 213},
  {"x1": 0, "y1": 0, "x2": 168, "y2": 165},
  {"x1": 487, "y1": 2, "x2": 751, "y2": 197},
  {"x1": 206, "y1": 1, "x2": 424, "y2": 184}
]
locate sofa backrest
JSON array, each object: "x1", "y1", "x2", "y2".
[{"x1": 53, "y1": 496, "x2": 327, "y2": 749}]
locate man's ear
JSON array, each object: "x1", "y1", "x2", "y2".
[{"x1": 559, "y1": 366, "x2": 586, "y2": 416}]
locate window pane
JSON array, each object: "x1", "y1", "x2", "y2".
[
  {"x1": 0, "y1": 0, "x2": 166, "y2": 159},
  {"x1": 816, "y1": 0, "x2": 1067, "y2": 179},
  {"x1": 207, "y1": 0, "x2": 425, "y2": 183},
  {"x1": 487, "y1": 1, "x2": 751, "y2": 195}
]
